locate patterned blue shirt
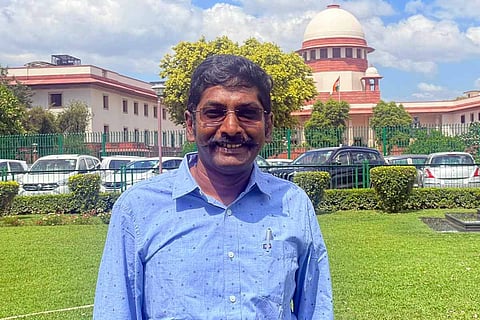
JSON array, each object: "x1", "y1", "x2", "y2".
[{"x1": 94, "y1": 153, "x2": 333, "y2": 319}]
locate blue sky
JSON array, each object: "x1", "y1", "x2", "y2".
[{"x1": 1, "y1": 0, "x2": 479, "y2": 103}]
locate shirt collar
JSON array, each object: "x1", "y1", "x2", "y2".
[{"x1": 172, "y1": 152, "x2": 272, "y2": 200}]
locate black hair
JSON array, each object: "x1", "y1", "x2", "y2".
[{"x1": 187, "y1": 54, "x2": 273, "y2": 113}]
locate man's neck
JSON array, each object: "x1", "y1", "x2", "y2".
[{"x1": 190, "y1": 162, "x2": 252, "y2": 206}]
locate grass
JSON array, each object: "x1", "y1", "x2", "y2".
[
  {"x1": 0, "y1": 223, "x2": 107, "y2": 319},
  {"x1": 318, "y1": 209, "x2": 480, "y2": 319},
  {"x1": 1, "y1": 210, "x2": 480, "y2": 319}
]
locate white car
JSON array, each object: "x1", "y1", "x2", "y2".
[
  {"x1": 19, "y1": 154, "x2": 101, "y2": 195},
  {"x1": 99, "y1": 155, "x2": 144, "y2": 177},
  {"x1": 100, "y1": 156, "x2": 183, "y2": 192},
  {"x1": 0, "y1": 159, "x2": 29, "y2": 182},
  {"x1": 419, "y1": 152, "x2": 480, "y2": 188}
]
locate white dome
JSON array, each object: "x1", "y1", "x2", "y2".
[
  {"x1": 303, "y1": 4, "x2": 365, "y2": 42},
  {"x1": 365, "y1": 66, "x2": 381, "y2": 77}
]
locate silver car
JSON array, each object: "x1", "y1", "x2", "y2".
[{"x1": 419, "y1": 152, "x2": 480, "y2": 188}]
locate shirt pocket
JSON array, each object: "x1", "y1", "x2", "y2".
[{"x1": 257, "y1": 240, "x2": 298, "y2": 304}]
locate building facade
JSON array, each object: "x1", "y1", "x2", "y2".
[{"x1": 295, "y1": 4, "x2": 480, "y2": 134}]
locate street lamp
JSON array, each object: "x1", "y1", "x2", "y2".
[{"x1": 152, "y1": 83, "x2": 165, "y2": 172}]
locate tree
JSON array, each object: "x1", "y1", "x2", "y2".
[
  {"x1": 405, "y1": 129, "x2": 465, "y2": 154},
  {"x1": 56, "y1": 101, "x2": 91, "y2": 133},
  {"x1": 303, "y1": 99, "x2": 350, "y2": 147},
  {"x1": 1, "y1": 66, "x2": 33, "y2": 109},
  {"x1": 23, "y1": 106, "x2": 58, "y2": 134},
  {"x1": 159, "y1": 36, "x2": 317, "y2": 128},
  {"x1": 370, "y1": 101, "x2": 412, "y2": 152},
  {"x1": 0, "y1": 84, "x2": 26, "y2": 134}
]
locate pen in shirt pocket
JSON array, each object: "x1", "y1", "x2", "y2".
[{"x1": 262, "y1": 228, "x2": 273, "y2": 252}]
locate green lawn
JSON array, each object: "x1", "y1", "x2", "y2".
[{"x1": 1, "y1": 210, "x2": 480, "y2": 319}]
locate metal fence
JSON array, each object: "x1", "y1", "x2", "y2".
[{"x1": 1, "y1": 122, "x2": 479, "y2": 164}]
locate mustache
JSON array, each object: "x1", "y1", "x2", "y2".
[{"x1": 198, "y1": 137, "x2": 260, "y2": 148}]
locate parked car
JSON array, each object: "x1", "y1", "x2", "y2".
[
  {"x1": 255, "y1": 155, "x2": 272, "y2": 172},
  {"x1": 269, "y1": 146, "x2": 386, "y2": 188},
  {"x1": 19, "y1": 154, "x2": 101, "y2": 195},
  {"x1": 99, "y1": 155, "x2": 144, "y2": 177},
  {"x1": 266, "y1": 158, "x2": 294, "y2": 166},
  {"x1": 385, "y1": 154, "x2": 428, "y2": 187},
  {"x1": 0, "y1": 159, "x2": 29, "y2": 182},
  {"x1": 419, "y1": 152, "x2": 480, "y2": 188},
  {"x1": 100, "y1": 156, "x2": 183, "y2": 192}
]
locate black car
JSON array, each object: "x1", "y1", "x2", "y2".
[{"x1": 269, "y1": 146, "x2": 386, "y2": 189}]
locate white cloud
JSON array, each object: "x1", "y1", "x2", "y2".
[
  {"x1": 405, "y1": 0, "x2": 425, "y2": 14},
  {"x1": 475, "y1": 78, "x2": 480, "y2": 89},
  {"x1": 417, "y1": 82, "x2": 443, "y2": 92}
]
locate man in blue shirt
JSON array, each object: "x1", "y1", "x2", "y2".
[{"x1": 94, "y1": 54, "x2": 333, "y2": 319}]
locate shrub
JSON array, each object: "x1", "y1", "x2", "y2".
[
  {"x1": 0, "y1": 181, "x2": 19, "y2": 216},
  {"x1": 293, "y1": 171, "x2": 330, "y2": 210},
  {"x1": 68, "y1": 173, "x2": 101, "y2": 212},
  {"x1": 1, "y1": 215, "x2": 24, "y2": 226},
  {"x1": 370, "y1": 166, "x2": 418, "y2": 213}
]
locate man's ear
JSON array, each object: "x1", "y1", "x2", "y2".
[
  {"x1": 265, "y1": 112, "x2": 274, "y2": 143},
  {"x1": 185, "y1": 111, "x2": 196, "y2": 142}
]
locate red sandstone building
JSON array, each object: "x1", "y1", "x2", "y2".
[{"x1": 295, "y1": 4, "x2": 480, "y2": 139}]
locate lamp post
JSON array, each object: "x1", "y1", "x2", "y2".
[{"x1": 152, "y1": 83, "x2": 165, "y2": 172}]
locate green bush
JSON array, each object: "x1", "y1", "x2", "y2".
[
  {"x1": 68, "y1": 173, "x2": 101, "y2": 212},
  {"x1": 10, "y1": 192, "x2": 120, "y2": 215},
  {"x1": 293, "y1": 171, "x2": 330, "y2": 210},
  {"x1": 0, "y1": 181, "x2": 19, "y2": 215},
  {"x1": 319, "y1": 188, "x2": 380, "y2": 212},
  {"x1": 370, "y1": 166, "x2": 417, "y2": 213}
]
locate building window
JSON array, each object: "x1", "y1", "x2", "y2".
[
  {"x1": 154, "y1": 106, "x2": 158, "y2": 118},
  {"x1": 345, "y1": 48, "x2": 353, "y2": 58},
  {"x1": 144, "y1": 104, "x2": 149, "y2": 116},
  {"x1": 134, "y1": 129, "x2": 139, "y2": 142},
  {"x1": 470, "y1": 113, "x2": 474, "y2": 122},
  {"x1": 162, "y1": 108, "x2": 167, "y2": 120},
  {"x1": 332, "y1": 48, "x2": 341, "y2": 58},
  {"x1": 310, "y1": 50, "x2": 316, "y2": 60},
  {"x1": 144, "y1": 130, "x2": 150, "y2": 145},
  {"x1": 133, "y1": 102, "x2": 139, "y2": 115},
  {"x1": 49, "y1": 93, "x2": 62, "y2": 107},
  {"x1": 320, "y1": 48, "x2": 327, "y2": 59},
  {"x1": 123, "y1": 127, "x2": 129, "y2": 141},
  {"x1": 302, "y1": 51, "x2": 307, "y2": 61},
  {"x1": 357, "y1": 49, "x2": 362, "y2": 59},
  {"x1": 460, "y1": 115, "x2": 465, "y2": 124},
  {"x1": 103, "y1": 95, "x2": 109, "y2": 110},
  {"x1": 122, "y1": 100, "x2": 128, "y2": 113},
  {"x1": 478, "y1": 112, "x2": 480, "y2": 121},
  {"x1": 103, "y1": 125, "x2": 109, "y2": 133}
]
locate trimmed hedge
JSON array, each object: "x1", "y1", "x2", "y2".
[
  {"x1": 293, "y1": 171, "x2": 330, "y2": 210},
  {"x1": 0, "y1": 181, "x2": 20, "y2": 215}
]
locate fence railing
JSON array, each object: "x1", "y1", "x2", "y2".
[{"x1": 1, "y1": 122, "x2": 480, "y2": 164}]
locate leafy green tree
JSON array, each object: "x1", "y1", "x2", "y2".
[
  {"x1": 56, "y1": 100, "x2": 91, "y2": 133},
  {"x1": 370, "y1": 101, "x2": 412, "y2": 152},
  {"x1": 404, "y1": 129, "x2": 465, "y2": 154},
  {"x1": 23, "y1": 106, "x2": 58, "y2": 134},
  {"x1": 0, "y1": 84, "x2": 26, "y2": 134},
  {"x1": 303, "y1": 99, "x2": 350, "y2": 147},
  {"x1": 1, "y1": 66, "x2": 33, "y2": 108},
  {"x1": 159, "y1": 36, "x2": 317, "y2": 128},
  {"x1": 460, "y1": 122, "x2": 480, "y2": 159}
]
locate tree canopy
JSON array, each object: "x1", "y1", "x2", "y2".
[
  {"x1": 0, "y1": 84, "x2": 26, "y2": 135},
  {"x1": 23, "y1": 106, "x2": 58, "y2": 134},
  {"x1": 159, "y1": 36, "x2": 317, "y2": 129},
  {"x1": 303, "y1": 99, "x2": 350, "y2": 147},
  {"x1": 56, "y1": 101, "x2": 91, "y2": 133},
  {"x1": 370, "y1": 101, "x2": 412, "y2": 152}
]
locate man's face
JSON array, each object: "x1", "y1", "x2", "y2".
[{"x1": 186, "y1": 85, "x2": 273, "y2": 176}]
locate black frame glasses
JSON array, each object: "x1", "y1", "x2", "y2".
[{"x1": 194, "y1": 107, "x2": 268, "y2": 127}]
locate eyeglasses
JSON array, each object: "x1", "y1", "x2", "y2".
[{"x1": 194, "y1": 107, "x2": 268, "y2": 127}]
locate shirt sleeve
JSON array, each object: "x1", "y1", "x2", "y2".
[
  {"x1": 93, "y1": 198, "x2": 144, "y2": 320},
  {"x1": 293, "y1": 198, "x2": 334, "y2": 319}
]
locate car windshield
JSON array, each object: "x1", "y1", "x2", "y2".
[
  {"x1": 125, "y1": 159, "x2": 159, "y2": 173},
  {"x1": 30, "y1": 159, "x2": 77, "y2": 172},
  {"x1": 431, "y1": 155, "x2": 473, "y2": 165},
  {"x1": 109, "y1": 159, "x2": 134, "y2": 170},
  {"x1": 294, "y1": 150, "x2": 333, "y2": 165}
]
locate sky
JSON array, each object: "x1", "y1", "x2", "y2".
[{"x1": 1, "y1": 0, "x2": 480, "y2": 103}]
